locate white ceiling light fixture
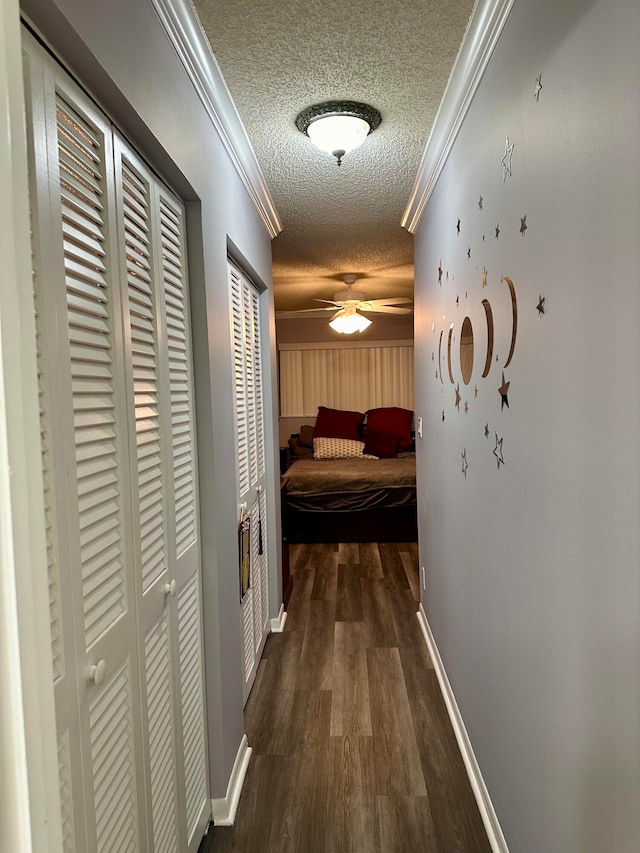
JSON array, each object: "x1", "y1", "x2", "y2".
[
  {"x1": 329, "y1": 304, "x2": 372, "y2": 335},
  {"x1": 295, "y1": 101, "x2": 382, "y2": 166}
]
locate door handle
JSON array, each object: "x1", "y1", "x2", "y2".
[{"x1": 88, "y1": 659, "x2": 107, "y2": 686}]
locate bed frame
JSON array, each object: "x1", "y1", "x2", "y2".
[
  {"x1": 283, "y1": 503, "x2": 418, "y2": 544},
  {"x1": 282, "y1": 430, "x2": 418, "y2": 544}
]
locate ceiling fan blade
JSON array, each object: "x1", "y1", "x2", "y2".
[
  {"x1": 282, "y1": 306, "x2": 336, "y2": 314},
  {"x1": 362, "y1": 305, "x2": 413, "y2": 315},
  {"x1": 313, "y1": 298, "x2": 342, "y2": 307},
  {"x1": 363, "y1": 297, "x2": 414, "y2": 307}
]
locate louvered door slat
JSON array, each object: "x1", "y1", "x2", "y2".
[
  {"x1": 178, "y1": 577, "x2": 208, "y2": 843},
  {"x1": 250, "y1": 498, "x2": 262, "y2": 657},
  {"x1": 60, "y1": 184, "x2": 105, "y2": 228},
  {"x1": 56, "y1": 94, "x2": 127, "y2": 650},
  {"x1": 57, "y1": 734, "x2": 75, "y2": 853},
  {"x1": 242, "y1": 590, "x2": 255, "y2": 681},
  {"x1": 35, "y1": 277, "x2": 64, "y2": 681},
  {"x1": 57, "y1": 141, "x2": 100, "y2": 183},
  {"x1": 89, "y1": 661, "x2": 138, "y2": 851},
  {"x1": 259, "y1": 488, "x2": 268, "y2": 629},
  {"x1": 121, "y1": 159, "x2": 167, "y2": 594},
  {"x1": 145, "y1": 615, "x2": 178, "y2": 853},
  {"x1": 242, "y1": 281, "x2": 258, "y2": 488},
  {"x1": 252, "y1": 292, "x2": 265, "y2": 477},
  {"x1": 59, "y1": 165, "x2": 105, "y2": 210},
  {"x1": 159, "y1": 196, "x2": 196, "y2": 557},
  {"x1": 63, "y1": 237, "x2": 107, "y2": 270},
  {"x1": 231, "y1": 271, "x2": 249, "y2": 496}
]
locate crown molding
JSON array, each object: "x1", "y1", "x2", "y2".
[
  {"x1": 150, "y1": 0, "x2": 282, "y2": 239},
  {"x1": 402, "y1": 0, "x2": 517, "y2": 234}
]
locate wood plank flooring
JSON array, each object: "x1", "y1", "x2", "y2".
[{"x1": 199, "y1": 542, "x2": 490, "y2": 853}]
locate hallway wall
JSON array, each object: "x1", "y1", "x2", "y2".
[
  {"x1": 21, "y1": 0, "x2": 279, "y2": 801},
  {"x1": 412, "y1": 0, "x2": 640, "y2": 850}
]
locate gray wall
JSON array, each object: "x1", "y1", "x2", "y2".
[
  {"x1": 413, "y1": 0, "x2": 640, "y2": 850},
  {"x1": 22, "y1": 0, "x2": 277, "y2": 797}
]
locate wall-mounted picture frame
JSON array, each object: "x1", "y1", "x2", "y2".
[{"x1": 239, "y1": 508, "x2": 251, "y2": 601}]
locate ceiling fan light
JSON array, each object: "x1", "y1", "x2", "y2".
[{"x1": 329, "y1": 308, "x2": 372, "y2": 335}]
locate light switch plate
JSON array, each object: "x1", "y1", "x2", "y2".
[{"x1": 417, "y1": 416, "x2": 423, "y2": 438}]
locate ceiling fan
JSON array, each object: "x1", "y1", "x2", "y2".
[
  {"x1": 284, "y1": 274, "x2": 412, "y2": 334},
  {"x1": 287, "y1": 274, "x2": 413, "y2": 316}
]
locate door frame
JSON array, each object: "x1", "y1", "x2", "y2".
[{"x1": 0, "y1": 0, "x2": 62, "y2": 849}]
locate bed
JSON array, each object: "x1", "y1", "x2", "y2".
[
  {"x1": 282, "y1": 454, "x2": 417, "y2": 543},
  {"x1": 281, "y1": 407, "x2": 418, "y2": 543}
]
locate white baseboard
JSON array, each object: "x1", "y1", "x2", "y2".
[
  {"x1": 417, "y1": 604, "x2": 509, "y2": 853},
  {"x1": 270, "y1": 603, "x2": 287, "y2": 633},
  {"x1": 211, "y1": 734, "x2": 252, "y2": 826}
]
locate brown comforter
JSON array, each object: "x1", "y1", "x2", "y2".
[{"x1": 282, "y1": 454, "x2": 416, "y2": 512}]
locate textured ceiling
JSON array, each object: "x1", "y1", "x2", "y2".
[{"x1": 192, "y1": 0, "x2": 475, "y2": 311}]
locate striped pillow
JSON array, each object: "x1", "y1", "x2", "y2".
[{"x1": 313, "y1": 437, "x2": 365, "y2": 459}]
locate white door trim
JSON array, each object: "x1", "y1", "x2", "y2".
[{"x1": 0, "y1": 6, "x2": 62, "y2": 851}]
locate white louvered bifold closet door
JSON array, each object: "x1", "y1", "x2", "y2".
[
  {"x1": 229, "y1": 263, "x2": 269, "y2": 703},
  {"x1": 156, "y1": 181, "x2": 209, "y2": 852},
  {"x1": 31, "y1": 62, "x2": 147, "y2": 852},
  {"x1": 24, "y1": 31, "x2": 209, "y2": 853}
]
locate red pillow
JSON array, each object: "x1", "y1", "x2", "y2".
[
  {"x1": 363, "y1": 429, "x2": 398, "y2": 458},
  {"x1": 365, "y1": 407, "x2": 413, "y2": 450},
  {"x1": 313, "y1": 406, "x2": 364, "y2": 441}
]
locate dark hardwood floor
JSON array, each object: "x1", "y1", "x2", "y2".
[{"x1": 199, "y1": 542, "x2": 490, "y2": 853}]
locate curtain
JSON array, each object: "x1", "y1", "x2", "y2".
[{"x1": 279, "y1": 343, "x2": 414, "y2": 416}]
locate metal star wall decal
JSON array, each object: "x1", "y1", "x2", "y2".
[
  {"x1": 493, "y1": 433, "x2": 505, "y2": 470},
  {"x1": 464, "y1": 401, "x2": 469, "y2": 414},
  {"x1": 484, "y1": 423, "x2": 490, "y2": 438},
  {"x1": 438, "y1": 262, "x2": 443, "y2": 285},
  {"x1": 482, "y1": 234, "x2": 486, "y2": 242},
  {"x1": 456, "y1": 295, "x2": 460, "y2": 307},
  {"x1": 442, "y1": 410, "x2": 445, "y2": 422},
  {"x1": 479, "y1": 196, "x2": 483, "y2": 209},
  {"x1": 461, "y1": 448, "x2": 469, "y2": 478},
  {"x1": 520, "y1": 215, "x2": 527, "y2": 235},
  {"x1": 474, "y1": 385, "x2": 479, "y2": 398},
  {"x1": 457, "y1": 218, "x2": 461, "y2": 234},
  {"x1": 495, "y1": 223, "x2": 500, "y2": 240},
  {"x1": 498, "y1": 371, "x2": 510, "y2": 409},
  {"x1": 455, "y1": 384, "x2": 461, "y2": 409},
  {"x1": 435, "y1": 369, "x2": 438, "y2": 379},
  {"x1": 537, "y1": 295, "x2": 546, "y2": 315},
  {"x1": 502, "y1": 136, "x2": 514, "y2": 183},
  {"x1": 481, "y1": 267, "x2": 488, "y2": 287},
  {"x1": 467, "y1": 246, "x2": 471, "y2": 260},
  {"x1": 534, "y1": 74, "x2": 543, "y2": 101}
]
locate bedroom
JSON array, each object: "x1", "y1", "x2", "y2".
[{"x1": 277, "y1": 306, "x2": 418, "y2": 544}]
